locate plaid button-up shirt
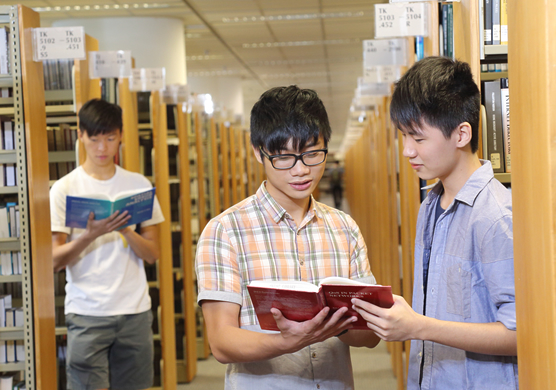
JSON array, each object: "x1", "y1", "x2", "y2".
[
  {"x1": 196, "y1": 182, "x2": 374, "y2": 327},
  {"x1": 195, "y1": 182, "x2": 375, "y2": 389}
]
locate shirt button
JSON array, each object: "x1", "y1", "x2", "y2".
[
  {"x1": 431, "y1": 288, "x2": 435, "y2": 294},
  {"x1": 317, "y1": 385, "x2": 320, "y2": 389},
  {"x1": 312, "y1": 352, "x2": 316, "y2": 358},
  {"x1": 300, "y1": 261, "x2": 304, "y2": 266}
]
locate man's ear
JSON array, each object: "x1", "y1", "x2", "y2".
[
  {"x1": 77, "y1": 128, "x2": 84, "y2": 141},
  {"x1": 455, "y1": 122, "x2": 473, "y2": 148},
  {"x1": 252, "y1": 145, "x2": 263, "y2": 164}
]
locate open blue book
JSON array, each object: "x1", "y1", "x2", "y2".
[{"x1": 65, "y1": 188, "x2": 156, "y2": 229}]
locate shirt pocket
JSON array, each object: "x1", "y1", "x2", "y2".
[{"x1": 445, "y1": 263, "x2": 472, "y2": 318}]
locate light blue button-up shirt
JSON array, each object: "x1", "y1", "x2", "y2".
[{"x1": 408, "y1": 160, "x2": 518, "y2": 390}]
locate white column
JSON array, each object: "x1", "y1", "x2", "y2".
[
  {"x1": 51, "y1": 17, "x2": 186, "y2": 85},
  {"x1": 188, "y1": 76, "x2": 245, "y2": 123}
]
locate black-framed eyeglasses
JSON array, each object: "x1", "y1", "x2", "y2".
[{"x1": 259, "y1": 147, "x2": 328, "y2": 170}]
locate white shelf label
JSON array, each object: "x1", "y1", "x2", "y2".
[
  {"x1": 375, "y1": 3, "x2": 428, "y2": 38},
  {"x1": 363, "y1": 39, "x2": 408, "y2": 66},
  {"x1": 363, "y1": 66, "x2": 402, "y2": 84},
  {"x1": 129, "y1": 68, "x2": 166, "y2": 91},
  {"x1": 89, "y1": 51, "x2": 132, "y2": 78},
  {"x1": 163, "y1": 84, "x2": 189, "y2": 104},
  {"x1": 33, "y1": 27, "x2": 86, "y2": 61},
  {"x1": 357, "y1": 77, "x2": 391, "y2": 97}
]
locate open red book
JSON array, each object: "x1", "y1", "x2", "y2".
[{"x1": 247, "y1": 277, "x2": 394, "y2": 331}]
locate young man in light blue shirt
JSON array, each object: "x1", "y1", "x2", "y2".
[{"x1": 352, "y1": 57, "x2": 517, "y2": 389}]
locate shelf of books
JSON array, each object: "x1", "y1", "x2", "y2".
[{"x1": 0, "y1": 4, "x2": 59, "y2": 389}]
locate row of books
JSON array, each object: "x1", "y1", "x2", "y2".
[
  {"x1": 482, "y1": 77, "x2": 510, "y2": 173},
  {"x1": 481, "y1": 63, "x2": 508, "y2": 74},
  {"x1": 483, "y1": 0, "x2": 508, "y2": 46},
  {"x1": 0, "y1": 340, "x2": 24, "y2": 364},
  {"x1": 47, "y1": 124, "x2": 78, "y2": 181},
  {"x1": 43, "y1": 59, "x2": 73, "y2": 91},
  {"x1": 0, "y1": 295, "x2": 23, "y2": 328}
]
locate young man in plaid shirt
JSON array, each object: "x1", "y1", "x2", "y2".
[{"x1": 196, "y1": 85, "x2": 380, "y2": 389}]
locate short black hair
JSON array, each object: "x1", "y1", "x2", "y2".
[
  {"x1": 250, "y1": 85, "x2": 331, "y2": 154},
  {"x1": 78, "y1": 99, "x2": 123, "y2": 137},
  {"x1": 390, "y1": 56, "x2": 480, "y2": 153}
]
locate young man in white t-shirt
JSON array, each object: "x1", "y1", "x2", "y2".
[{"x1": 50, "y1": 99, "x2": 164, "y2": 390}]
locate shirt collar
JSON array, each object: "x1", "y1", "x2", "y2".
[
  {"x1": 425, "y1": 160, "x2": 494, "y2": 206},
  {"x1": 255, "y1": 181, "x2": 321, "y2": 224}
]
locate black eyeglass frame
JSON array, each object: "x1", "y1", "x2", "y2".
[{"x1": 259, "y1": 147, "x2": 329, "y2": 170}]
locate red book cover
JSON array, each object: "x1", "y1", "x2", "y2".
[{"x1": 247, "y1": 278, "x2": 394, "y2": 331}]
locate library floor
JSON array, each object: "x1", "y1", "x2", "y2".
[
  {"x1": 178, "y1": 190, "x2": 398, "y2": 390},
  {"x1": 177, "y1": 343, "x2": 398, "y2": 390}
]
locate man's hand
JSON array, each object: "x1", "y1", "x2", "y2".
[
  {"x1": 351, "y1": 294, "x2": 424, "y2": 342},
  {"x1": 272, "y1": 306, "x2": 357, "y2": 353},
  {"x1": 203, "y1": 301, "x2": 358, "y2": 364},
  {"x1": 84, "y1": 210, "x2": 131, "y2": 240}
]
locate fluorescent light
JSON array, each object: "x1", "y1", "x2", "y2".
[
  {"x1": 222, "y1": 11, "x2": 365, "y2": 23},
  {"x1": 33, "y1": 3, "x2": 170, "y2": 12},
  {"x1": 242, "y1": 39, "x2": 361, "y2": 49}
]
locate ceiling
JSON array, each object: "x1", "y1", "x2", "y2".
[{"x1": 15, "y1": 0, "x2": 389, "y2": 154}]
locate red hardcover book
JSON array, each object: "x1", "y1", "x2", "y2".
[{"x1": 247, "y1": 277, "x2": 394, "y2": 331}]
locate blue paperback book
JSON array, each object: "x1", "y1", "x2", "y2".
[{"x1": 65, "y1": 187, "x2": 156, "y2": 229}]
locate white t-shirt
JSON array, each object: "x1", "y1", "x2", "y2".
[{"x1": 50, "y1": 165, "x2": 164, "y2": 316}]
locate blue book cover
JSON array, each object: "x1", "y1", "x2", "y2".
[{"x1": 65, "y1": 187, "x2": 156, "y2": 229}]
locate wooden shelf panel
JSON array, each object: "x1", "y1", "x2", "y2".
[
  {"x1": 0, "y1": 238, "x2": 20, "y2": 251},
  {"x1": 0, "y1": 361, "x2": 25, "y2": 371},
  {"x1": 48, "y1": 151, "x2": 76, "y2": 163},
  {"x1": 484, "y1": 44, "x2": 508, "y2": 56},
  {"x1": 0, "y1": 275, "x2": 22, "y2": 283},
  {"x1": 0, "y1": 150, "x2": 17, "y2": 164},
  {"x1": 0, "y1": 327, "x2": 24, "y2": 340}
]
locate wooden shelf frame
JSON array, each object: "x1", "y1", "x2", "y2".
[
  {"x1": 18, "y1": 5, "x2": 57, "y2": 389},
  {"x1": 150, "y1": 91, "x2": 178, "y2": 389}
]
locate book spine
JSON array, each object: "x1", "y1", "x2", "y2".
[
  {"x1": 500, "y1": 78, "x2": 510, "y2": 173},
  {"x1": 442, "y1": 5, "x2": 449, "y2": 57},
  {"x1": 492, "y1": 0, "x2": 501, "y2": 45},
  {"x1": 483, "y1": 80, "x2": 505, "y2": 173},
  {"x1": 500, "y1": 0, "x2": 508, "y2": 45},
  {"x1": 447, "y1": 4, "x2": 454, "y2": 59},
  {"x1": 484, "y1": 0, "x2": 493, "y2": 45}
]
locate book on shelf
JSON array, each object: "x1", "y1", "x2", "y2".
[
  {"x1": 65, "y1": 187, "x2": 156, "y2": 229},
  {"x1": 492, "y1": 0, "x2": 501, "y2": 45},
  {"x1": 0, "y1": 374, "x2": 15, "y2": 390},
  {"x1": 500, "y1": 0, "x2": 508, "y2": 45},
  {"x1": 2, "y1": 120, "x2": 14, "y2": 151},
  {"x1": 0, "y1": 294, "x2": 11, "y2": 328},
  {"x1": 247, "y1": 277, "x2": 394, "y2": 331},
  {"x1": 43, "y1": 59, "x2": 74, "y2": 92},
  {"x1": 483, "y1": 79, "x2": 505, "y2": 173},
  {"x1": 0, "y1": 27, "x2": 8, "y2": 76},
  {"x1": 484, "y1": 0, "x2": 493, "y2": 45},
  {"x1": 5, "y1": 307, "x2": 23, "y2": 327},
  {"x1": 500, "y1": 77, "x2": 510, "y2": 173},
  {"x1": 440, "y1": 3, "x2": 454, "y2": 59}
]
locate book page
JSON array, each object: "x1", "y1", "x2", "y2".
[
  {"x1": 319, "y1": 276, "x2": 376, "y2": 286},
  {"x1": 113, "y1": 187, "x2": 153, "y2": 201},
  {"x1": 249, "y1": 280, "x2": 319, "y2": 293}
]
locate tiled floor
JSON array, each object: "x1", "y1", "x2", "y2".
[{"x1": 178, "y1": 343, "x2": 398, "y2": 390}]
